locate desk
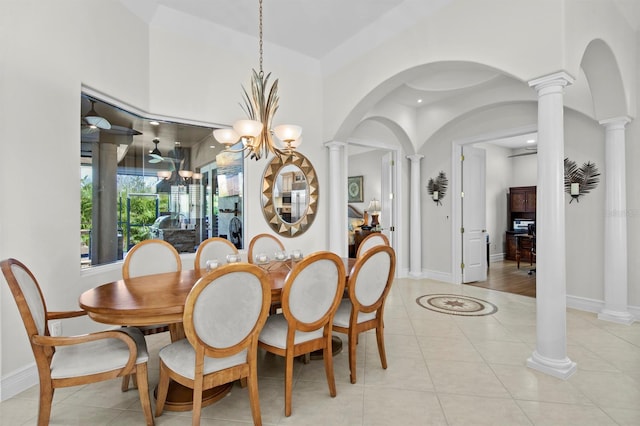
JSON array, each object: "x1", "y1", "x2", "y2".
[{"x1": 79, "y1": 258, "x2": 355, "y2": 411}]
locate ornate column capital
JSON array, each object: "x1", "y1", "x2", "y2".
[
  {"x1": 599, "y1": 116, "x2": 632, "y2": 129},
  {"x1": 528, "y1": 71, "x2": 575, "y2": 94},
  {"x1": 406, "y1": 154, "x2": 424, "y2": 163}
]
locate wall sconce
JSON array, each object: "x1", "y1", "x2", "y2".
[
  {"x1": 367, "y1": 198, "x2": 381, "y2": 227},
  {"x1": 427, "y1": 171, "x2": 448, "y2": 206},
  {"x1": 564, "y1": 158, "x2": 600, "y2": 203}
]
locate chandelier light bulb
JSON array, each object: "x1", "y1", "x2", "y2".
[{"x1": 233, "y1": 119, "x2": 263, "y2": 138}]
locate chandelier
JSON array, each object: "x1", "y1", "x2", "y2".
[{"x1": 213, "y1": 0, "x2": 302, "y2": 160}]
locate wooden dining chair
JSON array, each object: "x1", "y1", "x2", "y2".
[
  {"x1": 248, "y1": 233, "x2": 285, "y2": 263},
  {"x1": 258, "y1": 251, "x2": 346, "y2": 417},
  {"x1": 121, "y1": 238, "x2": 182, "y2": 390},
  {"x1": 194, "y1": 237, "x2": 238, "y2": 273},
  {"x1": 332, "y1": 245, "x2": 396, "y2": 384},
  {"x1": 355, "y1": 232, "x2": 390, "y2": 257},
  {"x1": 155, "y1": 263, "x2": 272, "y2": 426},
  {"x1": 0, "y1": 258, "x2": 155, "y2": 426}
]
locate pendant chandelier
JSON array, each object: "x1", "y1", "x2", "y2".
[{"x1": 213, "y1": 0, "x2": 302, "y2": 160}]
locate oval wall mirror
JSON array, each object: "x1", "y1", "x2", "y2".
[{"x1": 261, "y1": 151, "x2": 318, "y2": 237}]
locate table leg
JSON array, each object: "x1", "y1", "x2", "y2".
[{"x1": 309, "y1": 335, "x2": 343, "y2": 361}]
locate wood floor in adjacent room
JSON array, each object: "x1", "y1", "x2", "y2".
[{"x1": 466, "y1": 259, "x2": 536, "y2": 298}]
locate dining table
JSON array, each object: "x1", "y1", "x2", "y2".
[{"x1": 78, "y1": 256, "x2": 355, "y2": 412}]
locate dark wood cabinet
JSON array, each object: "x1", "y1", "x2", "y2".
[{"x1": 505, "y1": 186, "x2": 536, "y2": 261}]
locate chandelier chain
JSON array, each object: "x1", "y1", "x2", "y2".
[{"x1": 258, "y1": 0, "x2": 263, "y2": 77}]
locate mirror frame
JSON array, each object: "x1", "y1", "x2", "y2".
[{"x1": 261, "y1": 151, "x2": 318, "y2": 237}]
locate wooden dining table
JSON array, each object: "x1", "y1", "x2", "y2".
[{"x1": 78, "y1": 257, "x2": 355, "y2": 411}]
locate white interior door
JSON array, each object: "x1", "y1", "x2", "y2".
[
  {"x1": 462, "y1": 145, "x2": 487, "y2": 283},
  {"x1": 381, "y1": 151, "x2": 395, "y2": 247}
]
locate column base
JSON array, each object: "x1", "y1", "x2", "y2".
[
  {"x1": 527, "y1": 350, "x2": 576, "y2": 380},
  {"x1": 408, "y1": 271, "x2": 423, "y2": 279},
  {"x1": 598, "y1": 309, "x2": 635, "y2": 325}
]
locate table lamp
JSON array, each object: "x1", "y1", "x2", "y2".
[{"x1": 368, "y1": 198, "x2": 381, "y2": 227}]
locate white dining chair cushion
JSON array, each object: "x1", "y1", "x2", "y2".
[
  {"x1": 288, "y1": 259, "x2": 339, "y2": 324},
  {"x1": 50, "y1": 328, "x2": 149, "y2": 379},
  {"x1": 159, "y1": 339, "x2": 247, "y2": 380},
  {"x1": 192, "y1": 272, "x2": 263, "y2": 348},
  {"x1": 332, "y1": 300, "x2": 377, "y2": 328},
  {"x1": 358, "y1": 234, "x2": 388, "y2": 256},
  {"x1": 197, "y1": 241, "x2": 237, "y2": 270},
  {"x1": 258, "y1": 314, "x2": 323, "y2": 349},
  {"x1": 354, "y1": 251, "x2": 391, "y2": 307},
  {"x1": 126, "y1": 243, "x2": 180, "y2": 278},
  {"x1": 11, "y1": 264, "x2": 46, "y2": 335},
  {"x1": 251, "y1": 237, "x2": 284, "y2": 259}
]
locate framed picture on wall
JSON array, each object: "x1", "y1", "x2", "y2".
[{"x1": 348, "y1": 175, "x2": 364, "y2": 202}]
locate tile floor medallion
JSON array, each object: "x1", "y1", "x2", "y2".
[{"x1": 416, "y1": 294, "x2": 498, "y2": 316}]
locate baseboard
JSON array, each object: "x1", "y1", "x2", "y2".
[
  {"x1": 1, "y1": 362, "x2": 37, "y2": 401},
  {"x1": 566, "y1": 295, "x2": 640, "y2": 321},
  {"x1": 490, "y1": 253, "x2": 505, "y2": 263},
  {"x1": 424, "y1": 270, "x2": 453, "y2": 283}
]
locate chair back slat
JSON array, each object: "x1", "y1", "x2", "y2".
[{"x1": 123, "y1": 239, "x2": 181, "y2": 279}]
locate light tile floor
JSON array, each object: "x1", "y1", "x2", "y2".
[{"x1": 2, "y1": 278, "x2": 640, "y2": 425}]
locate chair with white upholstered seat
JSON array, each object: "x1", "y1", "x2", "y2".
[
  {"x1": 258, "y1": 251, "x2": 346, "y2": 417},
  {"x1": 332, "y1": 245, "x2": 396, "y2": 384},
  {"x1": 194, "y1": 237, "x2": 238, "y2": 273},
  {"x1": 121, "y1": 238, "x2": 182, "y2": 390},
  {"x1": 0, "y1": 258, "x2": 155, "y2": 426},
  {"x1": 355, "y1": 232, "x2": 390, "y2": 258},
  {"x1": 248, "y1": 233, "x2": 285, "y2": 264},
  {"x1": 155, "y1": 263, "x2": 272, "y2": 426}
]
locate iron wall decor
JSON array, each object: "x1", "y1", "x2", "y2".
[
  {"x1": 427, "y1": 171, "x2": 448, "y2": 206},
  {"x1": 564, "y1": 157, "x2": 600, "y2": 203}
]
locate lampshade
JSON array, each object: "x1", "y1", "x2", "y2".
[
  {"x1": 368, "y1": 198, "x2": 381, "y2": 214},
  {"x1": 233, "y1": 119, "x2": 263, "y2": 138},
  {"x1": 273, "y1": 124, "x2": 302, "y2": 142},
  {"x1": 178, "y1": 170, "x2": 193, "y2": 178},
  {"x1": 192, "y1": 172, "x2": 203, "y2": 180},
  {"x1": 157, "y1": 170, "x2": 172, "y2": 179},
  {"x1": 213, "y1": 128, "x2": 240, "y2": 147}
]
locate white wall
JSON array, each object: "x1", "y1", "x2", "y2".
[{"x1": 348, "y1": 150, "x2": 385, "y2": 213}]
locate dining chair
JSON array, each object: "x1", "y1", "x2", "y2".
[
  {"x1": 155, "y1": 263, "x2": 272, "y2": 426},
  {"x1": 248, "y1": 233, "x2": 285, "y2": 263},
  {"x1": 332, "y1": 245, "x2": 396, "y2": 384},
  {"x1": 0, "y1": 258, "x2": 155, "y2": 426},
  {"x1": 355, "y1": 232, "x2": 389, "y2": 257},
  {"x1": 258, "y1": 251, "x2": 346, "y2": 417},
  {"x1": 194, "y1": 237, "x2": 238, "y2": 273},
  {"x1": 121, "y1": 238, "x2": 182, "y2": 390}
]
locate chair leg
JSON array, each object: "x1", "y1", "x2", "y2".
[
  {"x1": 135, "y1": 364, "x2": 154, "y2": 426},
  {"x1": 192, "y1": 376, "x2": 203, "y2": 426},
  {"x1": 375, "y1": 324, "x2": 388, "y2": 370},
  {"x1": 121, "y1": 374, "x2": 130, "y2": 391},
  {"x1": 348, "y1": 329, "x2": 358, "y2": 384},
  {"x1": 37, "y1": 381, "x2": 54, "y2": 426},
  {"x1": 247, "y1": 368, "x2": 263, "y2": 426},
  {"x1": 284, "y1": 350, "x2": 294, "y2": 417},
  {"x1": 155, "y1": 362, "x2": 170, "y2": 417},
  {"x1": 323, "y1": 336, "x2": 337, "y2": 397}
]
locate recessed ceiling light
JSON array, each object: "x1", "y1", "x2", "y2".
[
  {"x1": 417, "y1": 99, "x2": 423, "y2": 103},
  {"x1": 526, "y1": 139, "x2": 536, "y2": 144},
  {"x1": 210, "y1": 145, "x2": 215, "y2": 149},
  {"x1": 149, "y1": 121, "x2": 160, "y2": 126}
]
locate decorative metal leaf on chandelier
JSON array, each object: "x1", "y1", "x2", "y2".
[
  {"x1": 240, "y1": 69, "x2": 280, "y2": 160},
  {"x1": 564, "y1": 157, "x2": 600, "y2": 203},
  {"x1": 427, "y1": 171, "x2": 448, "y2": 206}
]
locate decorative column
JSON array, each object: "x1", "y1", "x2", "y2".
[
  {"x1": 598, "y1": 117, "x2": 634, "y2": 324},
  {"x1": 325, "y1": 141, "x2": 347, "y2": 256},
  {"x1": 407, "y1": 154, "x2": 424, "y2": 278},
  {"x1": 527, "y1": 72, "x2": 577, "y2": 379}
]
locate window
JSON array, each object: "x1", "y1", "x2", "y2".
[{"x1": 80, "y1": 92, "x2": 242, "y2": 268}]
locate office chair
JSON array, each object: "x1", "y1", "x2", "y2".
[{"x1": 528, "y1": 224, "x2": 536, "y2": 275}]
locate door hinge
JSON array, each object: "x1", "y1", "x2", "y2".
[
  {"x1": 461, "y1": 191, "x2": 465, "y2": 198},
  {"x1": 390, "y1": 226, "x2": 395, "y2": 232},
  {"x1": 461, "y1": 154, "x2": 465, "y2": 161},
  {"x1": 461, "y1": 263, "x2": 465, "y2": 269},
  {"x1": 460, "y1": 227, "x2": 464, "y2": 233},
  {"x1": 391, "y1": 160, "x2": 395, "y2": 166}
]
